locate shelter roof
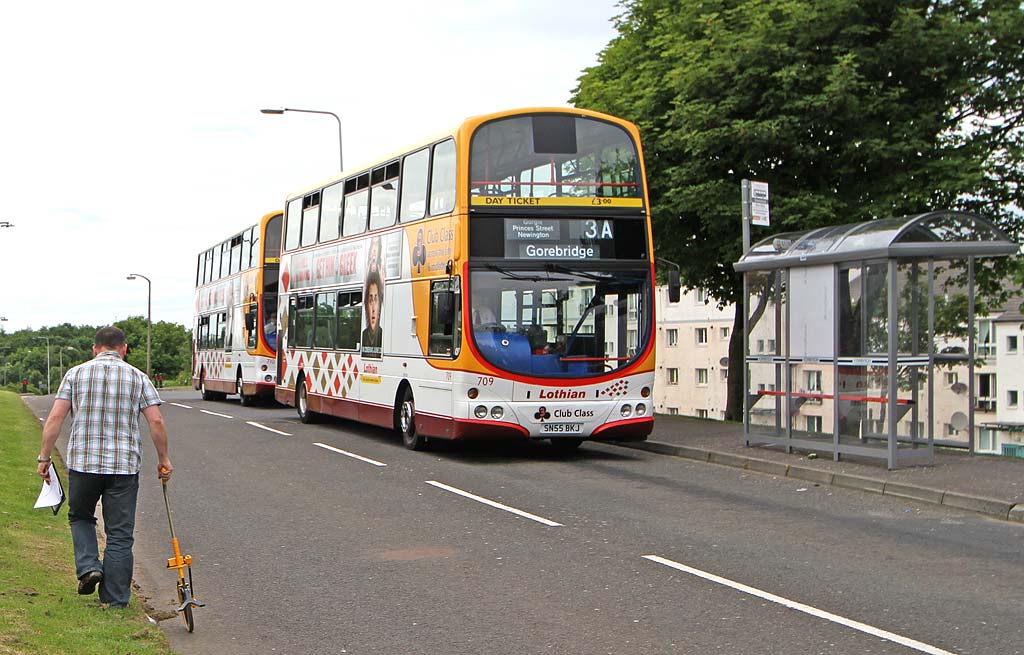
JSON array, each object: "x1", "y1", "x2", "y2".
[{"x1": 734, "y1": 211, "x2": 1018, "y2": 272}]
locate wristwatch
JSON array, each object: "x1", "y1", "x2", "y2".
[{"x1": 37, "y1": 456, "x2": 52, "y2": 463}]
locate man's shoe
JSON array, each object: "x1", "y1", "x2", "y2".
[{"x1": 77, "y1": 570, "x2": 103, "y2": 595}]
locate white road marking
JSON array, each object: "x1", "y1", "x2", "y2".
[
  {"x1": 169, "y1": 402, "x2": 193, "y2": 409},
  {"x1": 642, "y1": 555, "x2": 957, "y2": 655},
  {"x1": 247, "y1": 421, "x2": 291, "y2": 436},
  {"x1": 426, "y1": 480, "x2": 562, "y2": 527},
  {"x1": 313, "y1": 442, "x2": 386, "y2": 467},
  {"x1": 200, "y1": 409, "x2": 234, "y2": 419}
]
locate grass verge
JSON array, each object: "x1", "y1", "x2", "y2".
[{"x1": 0, "y1": 390, "x2": 173, "y2": 655}]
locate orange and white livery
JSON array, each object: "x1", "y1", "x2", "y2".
[
  {"x1": 275, "y1": 108, "x2": 656, "y2": 449},
  {"x1": 192, "y1": 211, "x2": 283, "y2": 405}
]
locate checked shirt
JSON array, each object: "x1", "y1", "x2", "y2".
[{"x1": 56, "y1": 351, "x2": 163, "y2": 475}]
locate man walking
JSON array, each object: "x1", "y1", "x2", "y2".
[{"x1": 37, "y1": 326, "x2": 172, "y2": 608}]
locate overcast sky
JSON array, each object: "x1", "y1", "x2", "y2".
[{"x1": 0, "y1": 0, "x2": 621, "y2": 333}]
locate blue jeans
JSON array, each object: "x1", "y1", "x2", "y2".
[{"x1": 67, "y1": 471, "x2": 139, "y2": 607}]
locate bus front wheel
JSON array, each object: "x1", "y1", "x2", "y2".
[
  {"x1": 200, "y1": 373, "x2": 217, "y2": 401},
  {"x1": 399, "y1": 389, "x2": 426, "y2": 451}
]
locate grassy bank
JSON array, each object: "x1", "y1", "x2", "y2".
[{"x1": 0, "y1": 391, "x2": 173, "y2": 655}]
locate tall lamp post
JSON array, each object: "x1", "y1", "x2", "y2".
[
  {"x1": 260, "y1": 107, "x2": 344, "y2": 171},
  {"x1": 33, "y1": 336, "x2": 51, "y2": 394},
  {"x1": 59, "y1": 346, "x2": 77, "y2": 380},
  {"x1": 127, "y1": 273, "x2": 152, "y2": 378}
]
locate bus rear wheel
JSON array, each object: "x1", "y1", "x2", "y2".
[
  {"x1": 398, "y1": 389, "x2": 426, "y2": 451},
  {"x1": 296, "y1": 380, "x2": 318, "y2": 424},
  {"x1": 200, "y1": 373, "x2": 217, "y2": 401},
  {"x1": 237, "y1": 376, "x2": 254, "y2": 407}
]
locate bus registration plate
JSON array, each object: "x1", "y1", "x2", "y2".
[{"x1": 543, "y1": 422, "x2": 582, "y2": 433}]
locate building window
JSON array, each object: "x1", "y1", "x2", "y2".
[
  {"x1": 696, "y1": 328, "x2": 708, "y2": 345},
  {"x1": 806, "y1": 416, "x2": 822, "y2": 433},
  {"x1": 1008, "y1": 335, "x2": 1019, "y2": 354},
  {"x1": 804, "y1": 370, "x2": 822, "y2": 392},
  {"x1": 667, "y1": 407, "x2": 680, "y2": 416},
  {"x1": 696, "y1": 368, "x2": 708, "y2": 385},
  {"x1": 696, "y1": 409, "x2": 709, "y2": 419},
  {"x1": 978, "y1": 319, "x2": 995, "y2": 356},
  {"x1": 667, "y1": 329, "x2": 678, "y2": 347},
  {"x1": 696, "y1": 288, "x2": 709, "y2": 303},
  {"x1": 720, "y1": 368, "x2": 729, "y2": 381},
  {"x1": 946, "y1": 423, "x2": 960, "y2": 437},
  {"x1": 756, "y1": 339, "x2": 765, "y2": 353},
  {"x1": 945, "y1": 372, "x2": 958, "y2": 385},
  {"x1": 667, "y1": 368, "x2": 679, "y2": 385},
  {"x1": 1008, "y1": 390, "x2": 1019, "y2": 407},
  {"x1": 766, "y1": 339, "x2": 776, "y2": 353},
  {"x1": 720, "y1": 327, "x2": 730, "y2": 339},
  {"x1": 979, "y1": 428, "x2": 995, "y2": 451}
]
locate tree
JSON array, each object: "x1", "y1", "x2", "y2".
[{"x1": 573, "y1": 0, "x2": 1024, "y2": 419}]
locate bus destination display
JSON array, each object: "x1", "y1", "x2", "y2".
[{"x1": 504, "y1": 218, "x2": 615, "y2": 260}]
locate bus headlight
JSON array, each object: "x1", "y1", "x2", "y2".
[
  {"x1": 635, "y1": 403, "x2": 647, "y2": 416},
  {"x1": 641, "y1": 386, "x2": 651, "y2": 398},
  {"x1": 490, "y1": 406, "x2": 504, "y2": 419},
  {"x1": 264, "y1": 375, "x2": 273, "y2": 382},
  {"x1": 620, "y1": 404, "x2": 633, "y2": 418},
  {"x1": 474, "y1": 405, "x2": 488, "y2": 419}
]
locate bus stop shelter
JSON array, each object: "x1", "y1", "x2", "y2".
[{"x1": 733, "y1": 211, "x2": 1018, "y2": 469}]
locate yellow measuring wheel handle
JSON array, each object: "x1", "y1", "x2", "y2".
[{"x1": 166, "y1": 554, "x2": 193, "y2": 569}]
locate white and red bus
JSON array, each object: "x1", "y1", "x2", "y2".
[
  {"x1": 193, "y1": 210, "x2": 282, "y2": 405},
  {"x1": 276, "y1": 108, "x2": 661, "y2": 449}
]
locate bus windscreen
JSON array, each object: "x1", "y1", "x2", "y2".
[{"x1": 470, "y1": 115, "x2": 641, "y2": 203}]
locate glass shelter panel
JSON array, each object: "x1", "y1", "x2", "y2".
[
  {"x1": 838, "y1": 263, "x2": 889, "y2": 357},
  {"x1": 789, "y1": 362, "x2": 834, "y2": 446},
  {"x1": 745, "y1": 270, "x2": 786, "y2": 437}
]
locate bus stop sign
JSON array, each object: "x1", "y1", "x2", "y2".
[{"x1": 750, "y1": 180, "x2": 770, "y2": 226}]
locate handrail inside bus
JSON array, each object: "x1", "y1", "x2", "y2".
[{"x1": 558, "y1": 356, "x2": 631, "y2": 362}]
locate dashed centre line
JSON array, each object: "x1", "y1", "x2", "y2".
[
  {"x1": 200, "y1": 409, "x2": 234, "y2": 419},
  {"x1": 169, "y1": 402, "x2": 193, "y2": 409},
  {"x1": 247, "y1": 421, "x2": 291, "y2": 436},
  {"x1": 425, "y1": 480, "x2": 562, "y2": 527},
  {"x1": 314, "y1": 442, "x2": 387, "y2": 467},
  {"x1": 642, "y1": 555, "x2": 957, "y2": 655}
]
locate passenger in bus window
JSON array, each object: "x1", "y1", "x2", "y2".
[{"x1": 361, "y1": 270, "x2": 384, "y2": 358}]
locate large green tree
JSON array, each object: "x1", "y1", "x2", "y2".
[{"x1": 573, "y1": 0, "x2": 1024, "y2": 419}]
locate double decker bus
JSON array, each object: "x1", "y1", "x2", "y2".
[
  {"x1": 276, "y1": 107, "x2": 660, "y2": 449},
  {"x1": 193, "y1": 210, "x2": 283, "y2": 405}
]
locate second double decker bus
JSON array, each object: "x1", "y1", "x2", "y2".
[
  {"x1": 193, "y1": 210, "x2": 283, "y2": 405},
  {"x1": 276, "y1": 107, "x2": 658, "y2": 449}
]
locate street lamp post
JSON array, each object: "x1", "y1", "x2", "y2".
[
  {"x1": 127, "y1": 273, "x2": 152, "y2": 378},
  {"x1": 260, "y1": 107, "x2": 344, "y2": 171},
  {"x1": 59, "y1": 346, "x2": 77, "y2": 380},
  {"x1": 33, "y1": 336, "x2": 51, "y2": 394}
]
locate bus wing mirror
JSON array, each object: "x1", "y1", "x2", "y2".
[{"x1": 668, "y1": 270, "x2": 681, "y2": 303}]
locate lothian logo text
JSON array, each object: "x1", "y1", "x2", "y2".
[{"x1": 538, "y1": 389, "x2": 585, "y2": 399}]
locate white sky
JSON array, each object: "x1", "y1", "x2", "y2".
[{"x1": 0, "y1": 0, "x2": 621, "y2": 333}]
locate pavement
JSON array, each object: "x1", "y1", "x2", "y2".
[{"x1": 612, "y1": 414, "x2": 1024, "y2": 523}]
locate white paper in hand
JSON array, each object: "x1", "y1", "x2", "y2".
[{"x1": 34, "y1": 465, "x2": 65, "y2": 513}]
